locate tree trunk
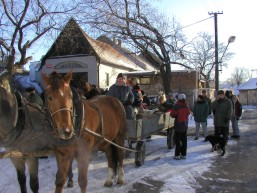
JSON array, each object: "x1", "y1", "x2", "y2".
[{"x1": 160, "y1": 63, "x2": 172, "y2": 94}]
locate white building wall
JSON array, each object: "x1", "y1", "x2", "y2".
[
  {"x1": 98, "y1": 64, "x2": 128, "y2": 89},
  {"x1": 38, "y1": 55, "x2": 97, "y2": 88}
]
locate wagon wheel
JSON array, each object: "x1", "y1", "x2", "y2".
[
  {"x1": 135, "y1": 141, "x2": 146, "y2": 166},
  {"x1": 167, "y1": 127, "x2": 175, "y2": 149}
]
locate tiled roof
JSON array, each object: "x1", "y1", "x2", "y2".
[
  {"x1": 96, "y1": 35, "x2": 156, "y2": 71},
  {"x1": 41, "y1": 18, "x2": 157, "y2": 71},
  {"x1": 81, "y1": 32, "x2": 145, "y2": 71}
]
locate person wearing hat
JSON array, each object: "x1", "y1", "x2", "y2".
[
  {"x1": 193, "y1": 95, "x2": 209, "y2": 140},
  {"x1": 170, "y1": 93, "x2": 191, "y2": 160},
  {"x1": 131, "y1": 83, "x2": 143, "y2": 107},
  {"x1": 107, "y1": 73, "x2": 135, "y2": 119},
  {"x1": 202, "y1": 89, "x2": 212, "y2": 115},
  {"x1": 163, "y1": 92, "x2": 177, "y2": 112},
  {"x1": 212, "y1": 90, "x2": 232, "y2": 144},
  {"x1": 141, "y1": 90, "x2": 151, "y2": 107},
  {"x1": 25, "y1": 86, "x2": 43, "y2": 106}
]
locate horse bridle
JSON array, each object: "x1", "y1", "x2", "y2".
[
  {"x1": 44, "y1": 86, "x2": 83, "y2": 142},
  {"x1": 45, "y1": 100, "x2": 75, "y2": 135},
  {"x1": 49, "y1": 108, "x2": 73, "y2": 117}
]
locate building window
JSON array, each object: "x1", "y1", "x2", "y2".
[
  {"x1": 106, "y1": 73, "x2": 109, "y2": 86},
  {"x1": 140, "y1": 77, "x2": 151, "y2": 85}
]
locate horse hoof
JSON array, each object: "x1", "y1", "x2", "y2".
[
  {"x1": 117, "y1": 179, "x2": 125, "y2": 185},
  {"x1": 67, "y1": 181, "x2": 74, "y2": 188},
  {"x1": 104, "y1": 181, "x2": 113, "y2": 187}
]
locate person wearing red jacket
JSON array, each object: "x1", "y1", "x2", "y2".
[{"x1": 170, "y1": 93, "x2": 191, "y2": 160}]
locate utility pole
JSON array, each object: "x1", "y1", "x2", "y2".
[{"x1": 209, "y1": 11, "x2": 223, "y2": 95}]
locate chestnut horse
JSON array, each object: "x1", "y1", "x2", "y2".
[
  {"x1": 76, "y1": 79, "x2": 108, "y2": 98},
  {"x1": 42, "y1": 71, "x2": 127, "y2": 193}
]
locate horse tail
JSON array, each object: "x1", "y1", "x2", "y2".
[{"x1": 111, "y1": 144, "x2": 118, "y2": 176}]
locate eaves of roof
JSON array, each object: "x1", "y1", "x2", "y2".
[
  {"x1": 237, "y1": 78, "x2": 257, "y2": 90},
  {"x1": 82, "y1": 32, "x2": 144, "y2": 71}
]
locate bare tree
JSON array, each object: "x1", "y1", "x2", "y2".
[
  {"x1": 0, "y1": 0, "x2": 80, "y2": 77},
  {"x1": 226, "y1": 67, "x2": 251, "y2": 86},
  {"x1": 77, "y1": 0, "x2": 187, "y2": 94},
  {"x1": 181, "y1": 32, "x2": 234, "y2": 88}
]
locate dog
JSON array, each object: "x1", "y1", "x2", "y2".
[{"x1": 204, "y1": 135, "x2": 226, "y2": 156}]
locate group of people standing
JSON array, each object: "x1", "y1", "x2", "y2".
[
  {"x1": 169, "y1": 89, "x2": 242, "y2": 161},
  {"x1": 193, "y1": 89, "x2": 242, "y2": 143},
  {"x1": 106, "y1": 73, "x2": 243, "y2": 161}
]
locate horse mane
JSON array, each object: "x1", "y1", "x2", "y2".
[{"x1": 48, "y1": 72, "x2": 65, "y2": 91}]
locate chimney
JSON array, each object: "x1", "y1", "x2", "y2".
[{"x1": 118, "y1": 39, "x2": 122, "y2": 46}]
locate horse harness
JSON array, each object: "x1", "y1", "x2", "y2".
[
  {"x1": 44, "y1": 86, "x2": 84, "y2": 146},
  {"x1": 0, "y1": 90, "x2": 25, "y2": 147},
  {"x1": 82, "y1": 97, "x2": 137, "y2": 153}
]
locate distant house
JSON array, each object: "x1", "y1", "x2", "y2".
[
  {"x1": 32, "y1": 18, "x2": 156, "y2": 89},
  {"x1": 237, "y1": 78, "x2": 257, "y2": 105}
]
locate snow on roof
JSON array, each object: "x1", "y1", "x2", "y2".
[
  {"x1": 122, "y1": 70, "x2": 158, "y2": 76},
  {"x1": 237, "y1": 78, "x2": 257, "y2": 90}
]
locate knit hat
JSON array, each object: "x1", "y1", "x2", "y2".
[
  {"x1": 198, "y1": 94, "x2": 204, "y2": 100},
  {"x1": 116, "y1": 73, "x2": 125, "y2": 79},
  {"x1": 178, "y1": 93, "x2": 186, "y2": 100},
  {"x1": 217, "y1": 90, "x2": 224, "y2": 95}
]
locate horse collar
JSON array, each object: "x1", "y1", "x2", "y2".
[{"x1": 0, "y1": 91, "x2": 25, "y2": 147}]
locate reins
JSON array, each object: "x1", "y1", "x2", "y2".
[
  {"x1": 84, "y1": 98, "x2": 137, "y2": 153},
  {"x1": 84, "y1": 128, "x2": 137, "y2": 152}
]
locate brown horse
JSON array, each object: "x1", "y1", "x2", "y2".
[
  {"x1": 42, "y1": 71, "x2": 127, "y2": 193},
  {"x1": 77, "y1": 79, "x2": 108, "y2": 98},
  {"x1": 0, "y1": 86, "x2": 50, "y2": 193}
]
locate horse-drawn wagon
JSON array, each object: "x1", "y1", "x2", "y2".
[{"x1": 126, "y1": 112, "x2": 175, "y2": 166}]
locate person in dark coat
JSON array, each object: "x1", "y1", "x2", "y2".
[
  {"x1": 25, "y1": 86, "x2": 43, "y2": 106},
  {"x1": 225, "y1": 90, "x2": 233, "y2": 101},
  {"x1": 212, "y1": 90, "x2": 232, "y2": 143},
  {"x1": 132, "y1": 83, "x2": 143, "y2": 107},
  {"x1": 202, "y1": 89, "x2": 212, "y2": 115},
  {"x1": 193, "y1": 95, "x2": 209, "y2": 140},
  {"x1": 231, "y1": 95, "x2": 242, "y2": 139},
  {"x1": 170, "y1": 93, "x2": 191, "y2": 160},
  {"x1": 107, "y1": 73, "x2": 135, "y2": 119},
  {"x1": 163, "y1": 92, "x2": 177, "y2": 112},
  {"x1": 141, "y1": 90, "x2": 151, "y2": 107}
]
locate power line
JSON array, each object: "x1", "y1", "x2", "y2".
[{"x1": 180, "y1": 16, "x2": 213, "y2": 30}]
